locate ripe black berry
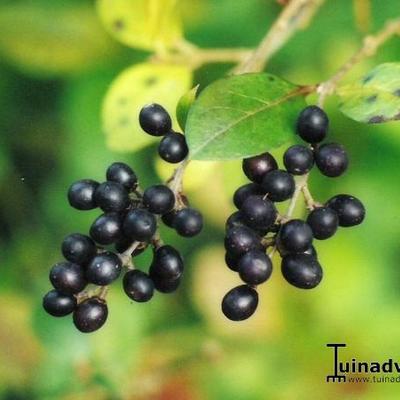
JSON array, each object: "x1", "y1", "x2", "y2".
[
  {"x1": 303, "y1": 245, "x2": 318, "y2": 258},
  {"x1": 106, "y1": 162, "x2": 137, "y2": 190},
  {"x1": 279, "y1": 219, "x2": 313, "y2": 253},
  {"x1": 43, "y1": 289, "x2": 77, "y2": 317},
  {"x1": 158, "y1": 132, "x2": 188, "y2": 163},
  {"x1": 307, "y1": 207, "x2": 338, "y2": 239},
  {"x1": 238, "y1": 250, "x2": 272, "y2": 285},
  {"x1": 314, "y1": 143, "x2": 348, "y2": 177},
  {"x1": 73, "y1": 298, "x2": 108, "y2": 333},
  {"x1": 240, "y1": 195, "x2": 277, "y2": 230},
  {"x1": 233, "y1": 183, "x2": 265, "y2": 209},
  {"x1": 262, "y1": 169, "x2": 295, "y2": 202},
  {"x1": 225, "y1": 226, "x2": 262, "y2": 257},
  {"x1": 94, "y1": 181, "x2": 130, "y2": 213},
  {"x1": 123, "y1": 209, "x2": 157, "y2": 242},
  {"x1": 161, "y1": 210, "x2": 177, "y2": 228},
  {"x1": 61, "y1": 233, "x2": 96, "y2": 265},
  {"x1": 49, "y1": 261, "x2": 86, "y2": 295},
  {"x1": 326, "y1": 194, "x2": 365, "y2": 227},
  {"x1": 225, "y1": 211, "x2": 247, "y2": 231},
  {"x1": 281, "y1": 253, "x2": 323, "y2": 289},
  {"x1": 149, "y1": 245, "x2": 184, "y2": 280},
  {"x1": 283, "y1": 145, "x2": 314, "y2": 175},
  {"x1": 90, "y1": 213, "x2": 123, "y2": 245},
  {"x1": 221, "y1": 285, "x2": 258, "y2": 321},
  {"x1": 143, "y1": 185, "x2": 175, "y2": 214},
  {"x1": 68, "y1": 179, "x2": 99, "y2": 210},
  {"x1": 174, "y1": 208, "x2": 203, "y2": 237},
  {"x1": 151, "y1": 274, "x2": 181, "y2": 293},
  {"x1": 86, "y1": 252, "x2": 122, "y2": 286},
  {"x1": 296, "y1": 105, "x2": 329, "y2": 143},
  {"x1": 139, "y1": 103, "x2": 172, "y2": 136},
  {"x1": 242, "y1": 152, "x2": 278, "y2": 183},
  {"x1": 225, "y1": 252, "x2": 240, "y2": 271},
  {"x1": 123, "y1": 270, "x2": 154, "y2": 302}
]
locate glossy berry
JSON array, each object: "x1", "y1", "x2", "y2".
[
  {"x1": 73, "y1": 298, "x2": 108, "y2": 333},
  {"x1": 123, "y1": 209, "x2": 157, "y2": 242},
  {"x1": 262, "y1": 170, "x2": 295, "y2": 202},
  {"x1": 43, "y1": 289, "x2": 77, "y2": 317},
  {"x1": 281, "y1": 253, "x2": 323, "y2": 289},
  {"x1": 151, "y1": 274, "x2": 181, "y2": 293},
  {"x1": 238, "y1": 250, "x2": 272, "y2": 285},
  {"x1": 123, "y1": 270, "x2": 154, "y2": 302},
  {"x1": 106, "y1": 162, "x2": 137, "y2": 190},
  {"x1": 279, "y1": 219, "x2": 313, "y2": 253},
  {"x1": 143, "y1": 185, "x2": 175, "y2": 214},
  {"x1": 174, "y1": 208, "x2": 203, "y2": 237},
  {"x1": 149, "y1": 245, "x2": 184, "y2": 280},
  {"x1": 242, "y1": 152, "x2": 278, "y2": 183},
  {"x1": 307, "y1": 207, "x2": 338, "y2": 240},
  {"x1": 303, "y1": 245, "x2": 318, "y2": 258},
  {"x1": 296, "y1": 105, "x2": 329, "y2": 143},
  {"x1": 139, "y1": 103, "x2": 172, "y2": 136},
  {"x1": 315, "y1": 143, "x2": 348, "y2": 177},
  {"x1": 86, "y1": 252, "x2": 122, "y2": 286},
  {"x1": 50, "y1": 262, "x2": 86, "y2": 295},
  {"x1": 225, "y1": 252, "x2": 240, "y2": 272},
  {"x1": 221, "y1": 285, "x2": 258, "y2": 321},
  {"x1": 90, "y1": 213, "x2": 123, "y2": 245},
  {"x1": 61, "y1": 233, "x2": 96, "y2": 265},
  {"x1": 225, "y1": 226, "x2": 262, "y2": 257},
  {"x1": 225, "y1": 211, "x2": 247, "y2": 231},
  {"x1": 158, "y1": 132, "x2": 188, "y2": 163},
  {"x1": 68, "y1": 179, "x2": 99, "y2": 210},
  {"x1": 327, "y1": 194, "x2": 365, "y2": 227},
  {"x1": 94, "y1": 181, "x2": 129, "y2": 213},
  {"x1": 161, "y1": 210, "x2": 177, "y2": 228},
  {"x1": 233, "y1": 183, "x2": 265, "y2": 209},
  {"x1": 283, "y1": 145, "x2": 314, "y2": 175},
  {"x1": 240, "y1": 195, "x2": 277, "y2": 230}
]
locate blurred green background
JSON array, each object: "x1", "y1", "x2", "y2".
[{"x1": 1, "y1": 0, "x2": 400, "y2": 399}]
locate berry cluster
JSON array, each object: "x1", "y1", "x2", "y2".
[
  {"x1": 43, "y1": 104, "x2": 202, "y2": 333},
  {"x1": 222, "y1": 105, "x2": 365, "y2": 321}
]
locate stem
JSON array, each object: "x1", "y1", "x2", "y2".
[
  {"x1": 167, "y1": 158, "x2": 190, "y2": 208},
  {"x1": 234, "y1": 0, "x2": 325, "y2": 74}
]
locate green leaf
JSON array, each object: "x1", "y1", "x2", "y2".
[
  {"x1": 176, "y1": 85, "x2": 199, "y2": 131},
  {"x1": 185, "y1": 73, "x2": 307, "y2": 160},
  {"x1": 0, "y1": 4, "x2": 114, "y2": 77},
  {"x1": 102, "y1": 62, "x2": 192, "y2": 152},
  {"x1": 96, "y1": 0, "x2": 182, "y2": 51},
  {"x1": 338, "y1": 63, "x2": 400, "y2": 124}
]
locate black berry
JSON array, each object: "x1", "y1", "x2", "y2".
[
  {"x1": 161, "y1": 210, "x2": 177, "y2": 228},
  {"x1": 43, "y1": 289, "x2": 77, "y2": 317},
  {"x1": 143, "y1": 185, "x2": 175, "y2": 214},
  {"x1": 281, "y1": 253, "x2": 323, "y2": 289},
  {"x1": 279, "y1": 219, "x2": 313, "y2": 253},
  {"x1": 307, "y1": 207, "x2": 338, "y2": 239},
  {"x1": 296, "y1": 105, "x2": 329, "y2": 143},
  {"x1": 94, "y1": 181, "x2": 129, "y2": 212},
  {"x1": 73, "y1": 298, "x2": 108, "y2": 333},
  {"x1": 123, "y1": 209, "x2": 157, "y2": 242},
  {"x1": 225, "y1": 211, "x2": 247, "y2": 231},
  {"x1": 149, "y1": 245, "x2": 184, "y2": 280},
  {"x1": 174, "y1": 208, "x2": 203, "y2": 237},
  {"x1": 61, "y1": 233, "x2": 96, "y2": 265},
  {"x1": 326, "y1": 194, "x2": 365, "y2": 227},
  {"x1": 238, "y1": 250, "x2": 272, "y2": 285},
  {"x1": 233, "y1": 183, "x2": 265, "y2": 209},
  {"x1": 242, "y1": 152, "x2": 278, "y2": 183},
  {"x1": 224, "y1": 226, "x2": 262, "y2": 257},
  {"x1": 90, "y1": 213, "x2": 123, "y2": 245},
  {"x1": 225, "y1": 252, "x2": 240, "y2": 271},
  {"x1": 86, "y1": 252, "x2": 122, "y2": 286},
  {"x1": 158, "y1": 132, "x2": 188, "y2": 163},
  {"x1": 315, "y1": 143, "x2": 348, "y2": 177},
  {"x1": 123, "y1": 270, "x2": 154, "y2": 302},
  {"x1": 262, "y1": 170, "x2": 295, "y2": 202},
  {"x1": 240, "y1": 195, "x2": 277, "y2": 230},
  {"x1": 283, "y1": 145, "x2": 314, "y2": 175},
  {"x1": 49, "y1": 261, "x2": 86, "y2": 295},
  {"x1": 106, "y1": 162, "x2": 137, "y2": 190},
  {"x1": 68, "y1": 179, "x2": 99, "y2": 210},
  {"x1": 151, "y1": 274, "x2": 181, "y2": 293},
  {"x1": 139, "y1": 103, "x2": 172, "y2": 136},
  {"x1": 221, "y1": 285, "x2": 258, "y2": 321}
]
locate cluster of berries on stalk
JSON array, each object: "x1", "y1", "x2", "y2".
[
  {"x1": 42, "y1": 104, "x2": 202, "y2": 333},
  {"x1": 222, "y1": 105, "x2": 366, "y2": 321}
]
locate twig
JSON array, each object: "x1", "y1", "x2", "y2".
[
  {"x1": 167, "y1": 158, "x2": 190, "y2": 208},
  {"x1": 234, "y1": 0, "x2": 325, "y2": 74}
]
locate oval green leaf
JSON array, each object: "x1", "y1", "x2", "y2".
[
  {"x1": 338, "y1": 63, "x2": 400, "y2": 124},
  {"x1": 185, "y1": 73, "x2": 307, "y2": 160},
  {"x1": 102, "y1": 62, "x2": 192, "y2": 153},
  {"x1": 176, "y1": 85, "x2": 199, "y2": 131}
]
